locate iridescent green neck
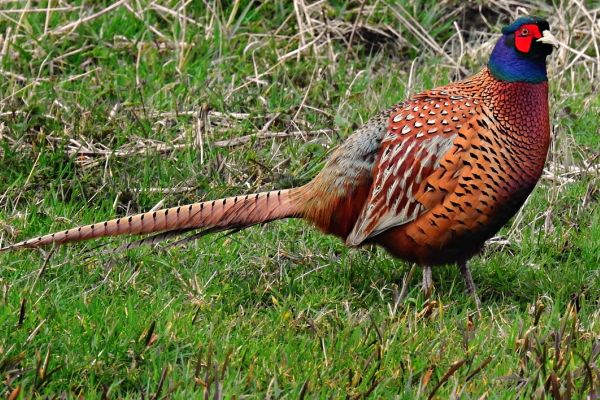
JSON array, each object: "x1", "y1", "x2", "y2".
[{"x1": 488, "y1": 36, "x2": 548, "y2": 83}]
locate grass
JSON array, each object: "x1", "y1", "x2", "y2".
[{"x1": 0, "y1": 0, "x2": 599, "y2": 398}]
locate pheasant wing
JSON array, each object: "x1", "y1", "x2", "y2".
[{"x1": 346, "y1": 91, "x2": 483, "y2": 246}]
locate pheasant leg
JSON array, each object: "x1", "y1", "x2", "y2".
[
  {"x1": 397, "y1": 264, "x2": 417, "y2": 303},
  {"x1": 459, "y1": 261, "x2": 481, "y2": 312},
  {"x1": 421, "y1": 266, "x2": 433, "y2": 297}
]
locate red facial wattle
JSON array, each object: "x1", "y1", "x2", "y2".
[{"x1": 514, "y1": 24, "x2": 542, "y2": 53}]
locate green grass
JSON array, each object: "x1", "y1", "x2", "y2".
[{"x1": 1, "y1": 1, "x2": 598, "y2": 398}]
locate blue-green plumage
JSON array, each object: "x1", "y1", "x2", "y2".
[
  {"x1": 488, "y1": 17, "x2": 552, "y2": 84},
  {"x1": 501, "y1": 16, "x2": 548, "y2": 34}
]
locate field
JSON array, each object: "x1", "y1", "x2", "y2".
[{"x1": 0, "y1": 0, "x2": 598, "y2": 398}]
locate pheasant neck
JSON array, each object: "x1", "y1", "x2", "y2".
[{"x1": 488, "y1": 37, "x2": 548, "y2": 83}]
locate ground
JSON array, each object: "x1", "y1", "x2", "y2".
[{"x1": 0, "y1": 1, "x2": 598, "y2": 398}]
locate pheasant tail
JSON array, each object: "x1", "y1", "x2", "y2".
[{"x1": 0, "y1": 188, "x2": 302, "y2": 251}]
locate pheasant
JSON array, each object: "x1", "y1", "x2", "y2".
[{"x1": 1, "y1": 16, "x2": 557, "y2": 306}]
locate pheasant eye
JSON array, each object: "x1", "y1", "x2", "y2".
[{"x1": 520, "y1": 28, "x2": 529, "y2": 36}]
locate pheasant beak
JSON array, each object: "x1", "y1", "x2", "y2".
[{"x1": 537, "y1": 30, "x2": 560, "y2": 47}]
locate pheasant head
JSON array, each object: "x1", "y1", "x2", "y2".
[{"x1": 488, "y1": 16, "x2": 557, "y2": 83}]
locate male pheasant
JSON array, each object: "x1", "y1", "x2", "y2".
[{"x1": 1, "y1": 16, "x2": 557, "y2": 306}]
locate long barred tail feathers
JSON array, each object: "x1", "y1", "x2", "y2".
[{"x1": 0, "y1": 188, "x2": 301, "y2": 252}]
